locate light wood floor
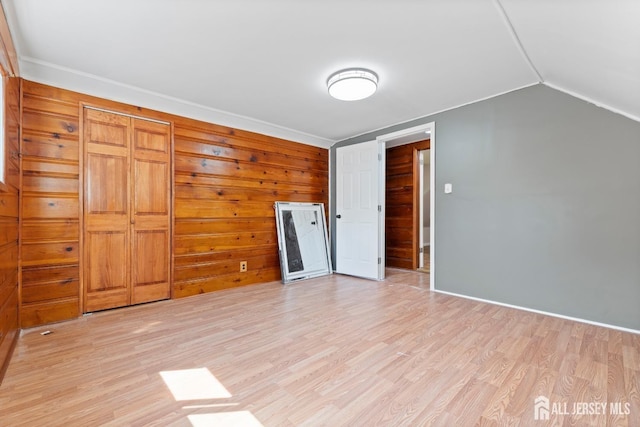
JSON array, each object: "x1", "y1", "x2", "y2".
[
  {"x1": 1, "y1": 269, "x2": 639, "y2": 426},
  {"x1": 417, "y1": 246, "x2": 430, "y2": 274}
]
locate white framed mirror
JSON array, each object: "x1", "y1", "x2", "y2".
[{"x1": 274, "y1": 202, "x2": 332, "y2": 284}]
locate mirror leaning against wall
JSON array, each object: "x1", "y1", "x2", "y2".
[{"x1": 274, "y1": 202, "x2": 332, "y2": 284}]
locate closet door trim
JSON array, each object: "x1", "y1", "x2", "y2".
[{"x1": 83, "y1": 105, "x2": 171, "y2": 125}]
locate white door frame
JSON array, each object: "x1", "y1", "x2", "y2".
[
  {"x1": 376, "y1": 122, "x2": 435, "y2": 291},
  {"x1": 418, "y1": 149, "x2": 426, "y2": 269}
]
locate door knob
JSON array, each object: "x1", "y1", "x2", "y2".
[{"x1": 336, "y1": 214, "x2": 341, "y2": 219}]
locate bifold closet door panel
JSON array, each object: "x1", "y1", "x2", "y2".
[
  {"x1": 85, "y1": 229, "x2": 130, "y2": 310},
  {"x1": 131, "y1": 118, "x2": 171, "y2": 304},
  {"x1": 83, "y1": 109, "x2": 132, "y2": 311}
]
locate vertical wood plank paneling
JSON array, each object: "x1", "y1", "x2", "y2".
[
  {"x1": 19, "y1": 80, "x2": 329, "y2": 326},
  {"x1": 385, "y1": 140, "x2": 429, "y2": 269},
  {"x1": 0, "y1": 77, "x2": 20, "y2": 383},
  {"x1": 173, "y1": 121, "x2": 328, "y2": 298}
]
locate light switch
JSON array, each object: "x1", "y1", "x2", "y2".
[{"x1": 444, "y1": 183, "x2": 453, "y2": 194}]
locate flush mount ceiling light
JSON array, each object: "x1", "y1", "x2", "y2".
[{"x1": 327, "y1": 68, "x2": 378, "y2": 101}]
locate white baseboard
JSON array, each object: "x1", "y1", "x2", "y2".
[{"x1": 433, "y1": 289, "x2": 640, "y2": 335}]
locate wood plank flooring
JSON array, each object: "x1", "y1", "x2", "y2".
[
  {"x1": 417, "y1": 246, "x2": 430, "y2": 274},
  {"x1": 1, "y1": 269, "x2": 638, "y2": 426}
]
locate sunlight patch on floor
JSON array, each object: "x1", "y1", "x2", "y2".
[
  {"x1": 182, "y1": 403, "x2": 240, "y2": 409},
  {"x1": 160, "y1": 368, "x2": 232, "y2": 401}
]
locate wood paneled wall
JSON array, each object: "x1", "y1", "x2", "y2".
[
  {"x1": 385, "y1": 140, "x2": 430, "y2": 269},
  {"x1": 0, "y1": 77, "x2": 21, "y2": 380},
  {"x1": 20, "y1": 81, "x2": 82, "y2": 326},
  {"x1": 19, "y1": 80, "x2": 328, "y2": 326},
  {"x1": 173, "y1": 121, "x2": 328, "y2": 297}
]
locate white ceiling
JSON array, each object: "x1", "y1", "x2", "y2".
[{"x1": 3, "y1": 0, "x2": 639, "y2": 148}]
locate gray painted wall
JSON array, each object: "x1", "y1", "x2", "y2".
[{"x1": 330, "y1": 84, "x2": 640, "y2": 330}]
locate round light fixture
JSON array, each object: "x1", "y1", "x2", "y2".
[{"x1": 327, "y1": 68, "x2": 378, "y2": 101}]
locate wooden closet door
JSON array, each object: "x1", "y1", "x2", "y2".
[
  {"x1": 84, "y1": 109, "x2": 131, "y2": 312},
  {"x1": 130, "y1": 118, "x2": 171, "y2": 304},
  {"x1": 84, "y1": 110, "x2": 171, "y2": 312}
]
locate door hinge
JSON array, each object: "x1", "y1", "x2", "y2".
[
  {"x1": 419, "y1": 247, "x2": 424, "y2": 254},
  {"x1": 378, "y1": 205, "x2": 381, "y2": 212},
  {"x1": 378, "y1": 257, "x2": 381, "y2": 264},
  {"x1": 378, "y1": 153, "x2": 382, "y2": 161}
]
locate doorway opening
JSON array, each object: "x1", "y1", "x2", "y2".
[
  {"x1": 384, "y1": 140, "x2": 429, "y2": 270},
  {"x1": 417, "y1": 149, "x2": 430, "y2": 273},
  {"x1": 377, "y1": 122, "x2": 435, "y2": 290}
]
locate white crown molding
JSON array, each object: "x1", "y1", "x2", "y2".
[{"x1": 19, "y1": 57, "x2": 335, "y2": 149}]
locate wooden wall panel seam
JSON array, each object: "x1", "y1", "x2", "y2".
[
  {"x1": 175, "y1": 155, "x2": 327, "y2": 182},
  {"x1": 174, "y1": 126, "x2": 323, "y2": 156},
  {"x1": 19, "y1": 80, "x2": 81, "y2": 327},
  {"x1": 174, "y1": 142, "x2": 328, "y2": 171}
]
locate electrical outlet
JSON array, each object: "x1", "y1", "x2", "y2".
[{"x1": 240, "y1": 261, "x2": 247, "y2": 272}]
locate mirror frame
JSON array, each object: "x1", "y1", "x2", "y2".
[{"x1": 274, "y1": 202, "x2": 333, "y2": 284}]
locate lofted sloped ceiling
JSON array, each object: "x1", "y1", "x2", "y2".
[{"x1": 2, "y1": 0, "x2": 638, "y2": 148}]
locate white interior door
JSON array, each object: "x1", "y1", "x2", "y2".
[{"x1": 335, "y1": 140, "x2": 385, "y2": 280}]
